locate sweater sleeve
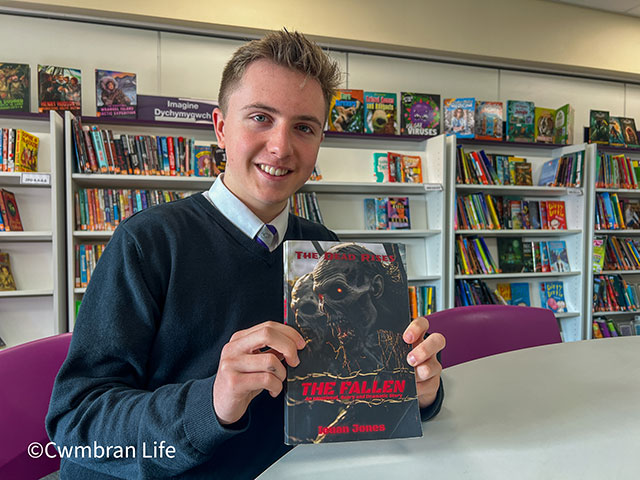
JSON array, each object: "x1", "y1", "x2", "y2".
[{"x1": 45, "y1": 225, "x2": 242, "y2": 478}]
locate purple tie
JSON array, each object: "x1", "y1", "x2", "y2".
[{"x1": 256, "y1": 224, "x2": 277, "y2": 250}]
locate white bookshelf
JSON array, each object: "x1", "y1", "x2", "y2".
[
  {"x1": 0, "y1": 111, "x2": 65, "y2": 348},
  {"x1": 445, "y1": 139, "x2": 593, "y2": 342}
]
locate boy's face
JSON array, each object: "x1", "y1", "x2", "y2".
[{"x1": 213, "y1": 59, "x2": 325, "y2": 222}]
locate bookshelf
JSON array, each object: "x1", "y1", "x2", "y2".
[
  {"x1": 0, "y1": 111, "x2": 65, "y2": 348},
  {"x1": 63, "y1": 112, "x2": 217, "y2": 330},
  {"x1": 445, "y1": 139, "x2": 592, "y2": 342}
]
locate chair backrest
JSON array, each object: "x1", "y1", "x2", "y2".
[
  {"x1": 0, "y1": 333, "x2": 72, "y2": 479},
  {"x1": 427, "y1": 305, "x2": 562, "y2": 368}
]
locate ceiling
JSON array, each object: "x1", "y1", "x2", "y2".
[{"x1": 547, "y1": 0, "x2": 640, "y2": 17}]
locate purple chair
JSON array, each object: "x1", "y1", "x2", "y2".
[
  {"x1": 0, "y1": 333, "x2": 72, "y2": 479},
  {"x1": 427, "y1": 305, "x2": 562, "y2": 368}
]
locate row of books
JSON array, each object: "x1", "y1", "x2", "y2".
[
  {"x1": 0, "y1": 128, "x2": 39, "y2": 172},
  {"x1": 456, "y1": 194, "x2": 568, "y2": 231},
  {"x1": 408, "y1": 285, "x2": 436, "y2": 318},
  {"x1": 75, "y1": 243, "x2": 107, "y2": 288},
  {"x1": 593, "y1": 274, "x2": 640, "y2": 312},
  {"x1": 0, "y1": 189, "x2": 23, "y2": 231},
  {"x1": 290, "y1": 192, "x2": 324, "y2": 224},
  {"x1": 593, "y1": 236, "x2": 640, "y2": 272},
  {"x1": 0, "y1": 250, "x2": 17, "y2": 291},
  {"x1": 364, "y1": 197, "x2": 411, "y2": 230},
  {"x1": 595, "y1": 193, "x2": 640, "y2": 230},
  {"x1": 71, "y1": 117, "x2": 226, "y2": 176},
  {"x1": 588, "y1": 110, "x2": 640, "y2": 147},
  {"x1": 592, "y1": 317, "x2": 640, "y2": 338},
  {"x1": 595, "y1": 153, "x2": 640, "y2": 189},
  {"x1": 373, "y1": 152, "x2": 423, "y2": 183},
  {"x1": 74, "y1": 188, "x2": 189, "y2": 231}
]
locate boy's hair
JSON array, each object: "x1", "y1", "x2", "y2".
[{"x1": 218, "y1": 29, "x2": 341, "y2": 116}]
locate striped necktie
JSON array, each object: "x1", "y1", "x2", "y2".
[{"x1": 255, "y1": 224, "x2": 278, "y2": 250}]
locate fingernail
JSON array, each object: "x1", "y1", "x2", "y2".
[
  {"x1": 407, "y1": 353, "x2": 416, "y2": 366},
  {"x1": 404, "y1": 332, "x2": 414, "y2": 343}
]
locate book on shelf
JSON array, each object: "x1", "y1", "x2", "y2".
[
  {"x1": 375, "y1": 197, "x2": 388, "y2": 230},
  {"x1": 13, "y1": 129, "x2": 39, "y2": 172},
  {"x1": 0, "y1": 189, "x2": 23, "y2": 231},
  {"x1": 601, "y1": 237, "x2": 640, "y2": 271},
  {"x1": 364, "y1": 198, "x2": 377, "y2": 230},
  {"x1": 455, "y1": 279, "x2": 502, "y2": 306},
  {"x1": 534, "y1": 107, "x2": 555, "y2": 143},
  {"x1": 514, "y1": 162, "x2": 533, "y2": 186},
  {"x1": 546, "y1": 200, "x2": 567, "y2": 229},
  {"x1": 328, "y1": 89, "x2": 364, "y2": 133},
  {"x1": 75, "y1": 243, "x2": 107, "y2": 288},
  {"x1": 475, "y1": 101, "x2": 503, "y2": 141},
  {"x1": 553, "y1": 104, "x2": 574, "y2": 145},
  {"x1": 455, "y1": 236, "x2": 498, "y2": 275},
  {"x1": 400, "y1": 92, "x2": 440, "y2": 136},
  {"x1": 595, "y1": 153, "x2": 638, "y2": 189},
  {"x1": 95, "y1": 69, "x2": 137, "y2": 118},
  {"x1": 193, "y1": 145, "x2": 220, "y2": 177},
  {"x1": 408, "y1": 285, "x2": 437, "y2": 317},
  {"x1": 373, "y1": 152, "x2": 388, "y2": 182},
  {"x1": 619, "y1": 117, "x2": 639, "y2": 147},
  {"x1": 589, "y1": 110, "x2": 610, "y2": 144},
  {"x1": 592, "y1": 236, "x2": 606, "y2": 273},
  {"x1": 539, "y1": 281, "x2": 567, "y2": 313},
  {"x1": 283, "y1": 240, "x2": 422, "y2": 444},
  {"x1": 291, "y1": 192, "x2": 324, "y2": 224},
  {"x1": 547, "y1": 240, "x2": 570, "y2": 272},
  {"x1": 443, "y1": 97, "x2": 475, "y2": 138},
  {"x1": 364, "y1": 92, "x2": 397, "y2": 134},
  {"x1": 0, "y1": 63, "x2": 30, "y2": 112},
  {"x1": 608, "y1": 117, "x2": 626, "y2": 147},
  {"x1": 616, "y1": 319, "x2": 635, "y2": 336},
  {"x1": 0, "y1": 251, "x2": 17, "y2": 291},
  {"x1": 387, "y1": 197, "x2": 411, "y2": 230},
  {"x1": 38, "y1": 64, "x2": 81, "y2": 115},
  {"x1": 401, "y1": 154, "x2": 423, "y2": 183},
  {"x1": 506, "y1": 100, "x2": 534, "y2": 142},
  {"x1": 497, "y1": 237, "x2": 524, "y2": 273},
  {"x1": 510, "y1": 282, "x2": 531, "y2": 306},
  {"x1": 593, "y1": 275, "x2": 640, "y2": 313}
]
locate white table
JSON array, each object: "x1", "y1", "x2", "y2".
[{"x1": 259, "y1": 337, "x2": 640, "y2": 479}]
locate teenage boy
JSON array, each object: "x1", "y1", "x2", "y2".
[{"x1": 46, "y1": 30, "x2": 445, "y2": 479}]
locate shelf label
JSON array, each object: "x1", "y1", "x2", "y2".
[
  {"x1": 20, "y1": 173, "x2": 51, "y2": 186},
  {"x1": 567, "y1": 188, "x2": 582, "y2": 196},
  {"x1": 424, "y1": 183, "x2": 442, "y2": 191}
]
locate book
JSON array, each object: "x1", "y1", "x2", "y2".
[
  {"x1": 546, "y1": 201, "x2": 567, "y2": 229},
  {"x1": 547, "y1": 240, "x2": 570, "y2": 272},
  {"x1": 38, "y1": 64, "x2": 81, "y2": 115},
  {"x1": 0, "y1": 189, "x2": 23, "y2": 231},
  {"x1": 534, "y1": 107, "x2": 555, "y2": 143},
  {"x1": 400, "y1": 155, "x2": 423, "y2": 183},
  {"x1": 363, "y1": 198, "x2": 377, "y2": 230},
  {"x1": 514, "y1": 162, "x2": 533, "y2": 186},
  {"x1": 539, "y1": 281, "x2": 567, "y2": 313},
  {"x1": 0, "y1": 251, "x2": 17, "y2": 291},
  {"x1": 193, "y1": 144, "x2": 219, "y2": 177},
  {"x1": 619, "y1": 117, "x2": 639, "y2": 147},
  {"x1": 373, "y1": 153, "x2": 388, "y2": 182},
  {"x1": 443, "y1": 97, "x2": 475, "y2": 138},
  {"x1": 506, "y1": 100, "x2": 534, "y2": 142},
  {"x1": 497, "y1": 237, "x2": 524, "y2": 273},
  {"x1": 609, "y1": 116, "x2": 626, "y2": 146},
  {"x1": 328, "y1": 89, "x2": 364, "y2": 133},
  {"x1": 400, "y1": 92, "x2": 440, "y2": 136},
  {"x1": 95, "y1": 69, "x2": 137, "y2": 118},
  {"x1": 553, "y1": 104, "x2": 574, "y2": 144},
  {"x1": 538, "y1": 158, "x2": 560, "y2": 186},
  {"x1": 13, "y1": 130, "x2": 39, "y2": 172},
  {"x1": 387, "y1": 197, "x2": 410, "y2": 229},
  {"x1": 592, "y1": 236, "x2": 606, "y2": 273},
  {"x1": 496, "y1": 283, "x2": 512, "y2": 304},
  {"x1": 364, "y1": 92, "x2": 397, "y2": 134},
  {"x1": 283, "y1": 240, "x2": 422, "y2": 444},
  {"x1": 624, "y1": 200, "x2": 640, "y2": 229},
  {"x1": 375, "y1": 197, "x2": 388, "y2": 230},
  {"x1": 0, "y1": 63, "x2": 30, "y2": 112},
  {"x1": 510, "y1": 282, "x2": 531, "y2": 306},
  {"x1": 475, "y1": 101, "x2": 503, "y2": 140},
  {"x1": 589, "y1": 110, "x2": 610, "y2": 144}
]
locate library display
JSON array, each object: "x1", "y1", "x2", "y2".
[
  {"x1": 364, "y1": 92, "x2": 397, "y2": 134},
  {"x1": 443, "y1": 97, "x2": 475, "y2": 138},
  {"x1": 400, "y1": 92, "x2": 440, "y2": 136},
  {"x1": 95, "y1": 69, "x2": 137, "y2": 118},
  {"x1": 328, "y1": 89, "x2": 364, "y2": 133},
  {"x1": 0, "y1": 62, "x2": 30, "y2": 112},
  {"x1": 1, "y1": 127, "x2": 40, "y2": 172},
  {"x1": 38, "y1": 65, "x2": 81, "y2": 115}
]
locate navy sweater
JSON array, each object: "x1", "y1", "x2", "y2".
[{"x1": 46, "y1": 193, "x2": 443, "y2": 479}]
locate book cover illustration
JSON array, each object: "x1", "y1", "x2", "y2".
[
  {"x1": 0, "y1": 63, "x2": 30, "y2": 112},
  {"x1": 609, "y1": 116, "x2": 626, "y2": 146},
  {"x1": 1, "y1": 189, "x2": 23, "y2": 231},
  {"x1": 363, "y1": 198, "x2": 377, "y2": 230},
  {"x1": 193, "y1": 144, "x2": 220, "y2": 177},
  {"x1": 510, "y1": 282, "x2": 531, "y2": 306},
  {"x1": 95, "y1": 69, "x2": 137, "y2": 118},
  {"x1": 496, "y1": 283, "x2": 512, "y2": 304},
  {"x1": 375, "y1": 198, "x2": 388, "y2": 230},
  {"x1": 514, "y1": 162, "x2": 533, "y2": 185},
  {"x1": 401, "y1": 155, "x2": 423, "y2": 183},
  {"x1": 475, "y1": 101, "x2": 503, "y2": 140},
  {"x1": 283, "y1": 240, "x2": 422, "y2": 444},
  {"x1": 400, "y1": 92, "x2": 440, "y2": 136},
  {"x1": 589, "y1": 110, "x2": 609, "y2": 144},
  {"x1": 0, "y1": 251, "x2": 17, "y2": 291},
  {"x1": 539, "y1": 281, "x2": 567, "y2": 313},
  {"x1": 443, "y1": 97, "x2": 475, "y2": 138},
  {"x1": 373, "y1": 153, "x2": 389, "y2": 182},
  {"x1": 38, "y1": 65, "x2": 81, "y2": 115},
  {"x1": 546, "y1": 201, "x2": 567, "y2": 229},
  {"x1": 506, "y1": 100, "x2": 535, "y2": 142},
  {"x1": 364, "y1": 92, "x2": 397, "y2": 134},
  {"x1": 534, "y1": 107, "x2": 555, "y2": 143},
  {"x1": 592, "y1": 236, "x2": 606, "y2": 273},
  {"x1": 553, "y1": 104, "x2": 574, "y2": 144},
  {"x1": 328, "y1": 89, "x2": 364, "y2": 133},
  {"x1": 497, "y1": 237, "x2": 524, "y2": 273},
  {"x1": 624, "y1": 200, "x2": 640, "y2": 229},
  {"x1": 619, "y1": 117, "x2": 639, "y2": 147},
  {"x1": 387, "y1": 197, "x2": 410, "y2": 229},
  {"x1": 547, "y1": 240, "x2": 570, "y2": 272},
  {"x1": 14, "y1": 130, "x2": 39, "y2": 172}
]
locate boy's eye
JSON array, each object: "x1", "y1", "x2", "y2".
[
  {"x1": 297, "y1": 125, "x2": 313, "y2": 134},
  {"x1": 253, "y1": 114, "x2": 267, "y2": 122}
]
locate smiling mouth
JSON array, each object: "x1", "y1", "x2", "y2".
[{"x1": 259, "y1": 164, "x2": 291, "y2": 177}]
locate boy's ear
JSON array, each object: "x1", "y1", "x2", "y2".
[{"x1": 212, "y1": 107, "x2": 225, "y2": 148}]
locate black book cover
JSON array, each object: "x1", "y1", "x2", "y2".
[{"x1": 283, "y1": 240, "x2": 422, "y2": 445}]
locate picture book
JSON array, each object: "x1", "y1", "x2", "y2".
[
  {"x1": 373, "y1": 153, "x2": 389, "y2": 182},
  {"x1": 547, "y1": 240, "x2": 570, "y2": 272},
  {"x1": 509, "y1": 199, "x2": 523, "y2": 230},
  {"x1": 510, "y1": 282, "x2": 531, "y2": 306},
  {"x1": 496, "y1": 283, "x2": 512, "y2": 304},
  {"x1": 95, "y1": 69, "x2": 137, "y2": 118},
  {"x1": 283, "y1": 240, "x2": 422, "y2": 444},
  {"x1": 539, "y1": 281, "x2": 567, "y2": 313},
  {"x1": 529, "y1": 201, "x2": 541, "y2": 229},
  {"x1": 522, "y1": 241, "x2": 534, "y2": 271},
  {"x1": 497, "y1": 237, "x2": 524, "y2": 273},
  {"x1": 0, "y1": 251, "x2": 17, "y2": 291},
  {"x1": 0, "y1": 189, "x2": 23, "y2": 231},
  {"x1": 443, "y1": 97, "x2": 475, "y2": 138},
  {"x1": 475, "y1": 101, "x2": 503, "y2": 141},
  {"x1": 13, "y1": 129, "x2": 39, "y2": 172},
  {"x1": 364, "y1": 92, "x2": 397, "y2": 134},
  {"x1": 506, "y1": 100, "x2": 535, "y2": 142},
  {"x1": 401, "y1": 155, "x2": 423, "y2": 183},
  {"x1": 0, "y1": 63, "x2": 30, "y2": 112},
  {"x1": 375, "y1": 197, "x2": 388, "y2": 229},
  {"x1": 624, "y1": 200, "x2": 640, "y2": 229},
  {"x1": 538, "y1": 158, "x2": 560, "y2": 186},
  {"x1": 364, "y1": 198, "x2": 377, "y2": 230},
  {"x1": 553, "y1": 104, "x2": 574, "y2": 145},
  {"x1": 592, "y1": 236, "x2": 606, "y2": 273},
  {"x1": 514, "y1": 162, "x2": 533, "y2": 186},
  {"x1": 387, "y1": 152, "x2": 402, "y2": 182},
  {"x1": 400, "y1": 92, "x2": 440, "y2": 136},
  {"x1": 387, "y1": 197, "x2": 410, "y2": 229},
  {"x1": 328, "y1": 89, "x2": 364, "y2": 133},
  {"x1": 546, "y1": 201, "x2": 567, "y2": 229},
  {"x1": 534, "y1": 107, "x2": 555, "y2": 143},
  {"x1": 609, "y1": 116, "x2": 626, "y2": 146},
  {"x1": 619, "y1": 117, "x2": 639, "y2": 147},
  {"x1": 38, "y1": 65, "x2": 81, "y2": 115},
  {"x1": 589, "y1": 110, "x2": 610, "y2": 144},
  {"x1": 193, "y1": 144, "x2": 219, "y2": 177}
]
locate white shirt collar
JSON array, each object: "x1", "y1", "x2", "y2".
[{"x1": 205, "y1": 174, "x2": 289, "y2": 251}]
